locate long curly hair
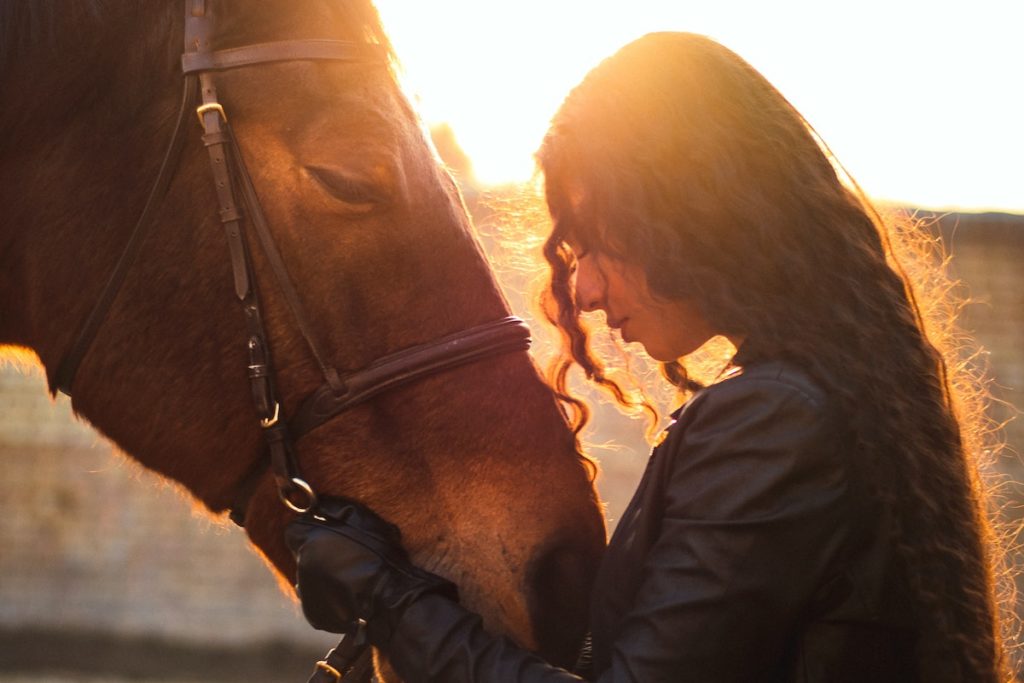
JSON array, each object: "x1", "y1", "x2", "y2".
[{"x1": 536, "y1": 32, "x2": 1010, "y2": 680}]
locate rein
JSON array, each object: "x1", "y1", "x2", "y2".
[{"x1": 55, "y1": 0, "x2": 532, "y2": 527}]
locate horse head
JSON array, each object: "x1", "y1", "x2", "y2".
[{"x1": 0, "y1": 0, "x2": 605, "y2": 673}]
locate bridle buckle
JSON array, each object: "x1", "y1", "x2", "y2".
[{"x1": 195, "y1": 102, "x2": 227, "y2": 126}]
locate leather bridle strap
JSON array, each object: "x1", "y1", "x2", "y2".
[
  {"x1": 227, "y1": 316, "x2": 531, "y2": 525},
  {"x1": 181, "y1": 39, "x2": 383, "y2": 74},
  {"x1": 54, "y1": 75, "x2": 197, "y2": 396},
  {"x1": 223, "y1": 121, "x2": 345, "y2": 394},
  {"x1": 185, "y1": 0, "x2": 373, "y2": 513},
  {"x1": 186, "y1": 1, "x2": 376, "y2": 402},
  {"x1": 290, "y1": 317, "x2": 532, "y2": 440}
]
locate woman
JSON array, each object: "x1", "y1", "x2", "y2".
[{"x1": 287, "y1": 32, "x2": 1009, "y2": 681}]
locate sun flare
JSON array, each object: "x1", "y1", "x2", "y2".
[{"x1": 374, "y1": 0, "x2": 1023, "y2": 212}]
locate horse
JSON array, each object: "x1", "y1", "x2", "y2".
[{"x1": 0, "y1": 1, "x2": 605, "y2": 678}]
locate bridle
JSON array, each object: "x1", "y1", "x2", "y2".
[{"x1": 55, "y1": 0, "x2": 531, "y2": 528}]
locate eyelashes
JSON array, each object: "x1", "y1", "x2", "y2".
[{"x1": 305, "y1": 164, "x2": 386, "y2": 210}]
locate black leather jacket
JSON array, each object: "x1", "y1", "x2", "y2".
[{"x1": 383, "y1": 359, "x2": 919, "y2": 682}]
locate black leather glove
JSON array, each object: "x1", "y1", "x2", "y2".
[
  {"x1": 288, "y1": 498, "x2": 582, "y2": 683},
  {"x1": 285, "y1": 496, "x2": 458, "y2": 646}
]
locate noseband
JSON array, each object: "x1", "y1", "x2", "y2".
[{"x1": 55, "y1": 0, "x2": 531, "y2": 526}]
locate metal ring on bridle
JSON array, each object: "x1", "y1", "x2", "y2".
[
  {"x1": 315, "y1": 660, "x2": 343, "y2": 683},
  {"x1": 280, "y1": 477, "x2": 317, "y2": 513}
]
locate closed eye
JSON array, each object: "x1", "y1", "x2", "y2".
[{"x1": 305, "y1": 165, "x2": 384, "y2": 210}]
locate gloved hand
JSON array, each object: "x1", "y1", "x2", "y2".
[{"x1": 286, "y1": 496, "x2": 458, "y2": 646}]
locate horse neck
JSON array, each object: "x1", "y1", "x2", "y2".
[
  {"x1": 0, "y1": 4, "x2": 256, "y2": 507},
  {"x1": 0, "y1": 4, "x2": 180, "y2": 357}
]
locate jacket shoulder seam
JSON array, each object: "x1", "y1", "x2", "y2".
[{"x1": 701, "y1": 367, "x2": 827, "y2": 411}]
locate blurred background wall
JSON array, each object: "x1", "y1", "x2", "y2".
[{"x1": 0, "y1": 370, "x2": 338, "y2": 681}]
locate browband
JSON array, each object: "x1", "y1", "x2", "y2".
[{"x1": 181, "y1": 39, "x2": 384, "y2": 74}]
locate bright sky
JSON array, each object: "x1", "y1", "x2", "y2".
[{"x1": 374, "y1": 0, "x2": 1023, "y2": 213}]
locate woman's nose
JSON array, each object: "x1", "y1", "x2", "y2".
[{"x1": 574, "y1": 259, "x2": 604, "y2": 312}]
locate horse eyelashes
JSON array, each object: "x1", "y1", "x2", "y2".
[{"x1": 305, "y1": 165, "x2": 382, "y2": 209}]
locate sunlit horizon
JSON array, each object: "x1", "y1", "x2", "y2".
[{"x1": 374, "y1": 0, "x2": 1023, "y2": 214}]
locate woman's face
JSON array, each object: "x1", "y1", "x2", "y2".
[{"x1": 570, "y1": 245, "x2": 719, "y2": 361}]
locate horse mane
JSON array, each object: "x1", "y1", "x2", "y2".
[
  {"x1": 0, "y1": 2, "x2": 112, "y2": 73},
  {"x1": 0, "y1": 2, "x2": 180, "y2": 137}
]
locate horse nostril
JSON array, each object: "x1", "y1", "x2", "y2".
[{"x1": 526, "y1": 539, "x2": 595, "y2": 669}]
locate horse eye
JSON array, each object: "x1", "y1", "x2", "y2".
[{"x1": 305, "y1": 165, "x2": 382, "y2": 209}]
